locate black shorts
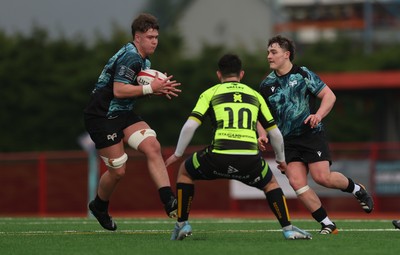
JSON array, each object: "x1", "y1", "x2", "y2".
[
  {"x1": 83, "y1": 111, "x2": 143, "y2": 149},
  {"x1": 284, "y1": 129, "x2": 331, "y2": 164},
  {"x1": 184, "y1": 147, "x2": 273, "y2": 190}
]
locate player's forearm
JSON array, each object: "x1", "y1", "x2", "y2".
[
  {"x1": 316, "y1": 86, "x2": 336, "y2": 119},
  {"x1": 257, "y1": 122, "x2": 267, "y2": 138},
  {"x1": 174, "y1": 119, "x2": 200, "y2": 157},
  {"x1": 113, "y1": 82, "x2": 144, "y2": 98}
]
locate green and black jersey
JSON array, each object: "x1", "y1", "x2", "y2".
[{"x1": 189, "y1": 82, "x2": 277, "y2": 155}]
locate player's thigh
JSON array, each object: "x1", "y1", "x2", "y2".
[
  {"x1": 285, "y1": 161, "x2": 308, "y2": 188},
  {"x1": 124, "y1": 121, "x2": 161, "y2": 154},
  {"x1": 123, "y1": 121, "x2": 151, "y2": 139},
  {"x1": 98, "y1": 141, "x2": 125, "y2": 159},
  {"x1": 308, "y1": 161, "x2": 331, "y2": 183}
]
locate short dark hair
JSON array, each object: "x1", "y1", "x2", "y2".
[
  {"x1": 218, "y1": 54, "x2": 242, "y2": 77},
  {"x1": 131, "y1": 13, "x2": 159, "y2": 36},
  {"x1": 268, "y1": 35, "x2": 295, "y2": 61}
]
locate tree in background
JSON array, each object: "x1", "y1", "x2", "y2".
[{"x1": 0, "y1": 26, "x2": 399, "y2": 152}]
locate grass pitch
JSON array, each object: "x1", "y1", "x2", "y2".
[{"x1": 0, "y1": 217, "x2": 399, "y2": 255}]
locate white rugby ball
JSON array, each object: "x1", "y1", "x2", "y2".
[{"x1": 137, "y1": 69, "x2": 168, "y2": 85}]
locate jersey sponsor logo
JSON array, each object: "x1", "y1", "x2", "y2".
[
  {"x1": 213, "y1": 170, "x2": 249, "y2": 180},
  {"x1": 107, "y1": 133, "x2": 117, "y2": 141},
  {"x1": 227, "y1": 84, "x2": 244, "y2": 89},
  {"x1": 218, "y1": 131, "x2": 254, "y2": 140}
]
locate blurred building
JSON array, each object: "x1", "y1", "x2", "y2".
[
  {"x1": 173, "y1": 0, "x2": 400, "y2": 142},
  {"x1": 176, "y1": 0, "x2": 273, "y2": 55},
  {"x1": 175, "y1": 0, "x2": 400, "y2": 54},
  {"x1": 274, "y1": 0, "x2": 400, "y2": 50}
]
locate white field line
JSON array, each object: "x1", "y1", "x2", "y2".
[
  {"x1": 0, "y1": 228, "x2": 398, "y2": 236},
  {"x1": 0, "y1": 218, "x2": 397, "y2": 236},
  {"x1": 0, "y1": 218, "x2": 394, "y2": 224}
]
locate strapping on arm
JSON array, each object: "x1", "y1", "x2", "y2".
[
  {"x1": 174, "y1": 118, "x2": 201, "y2": 157},
  {"x1": 267, "y1": 127, "x2": 285, "y2": 163}
]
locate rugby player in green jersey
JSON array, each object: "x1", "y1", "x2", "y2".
[{"x1": 165, "y1": 54, "x2": 312, "y2": 241}]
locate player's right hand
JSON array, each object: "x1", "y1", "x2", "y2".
[
  {"x1": 165, "y1": 154, "x2": 180, "y2": 167},
  {"x1": 257, "y1": 136, "x2": 269, "y2": 151}
]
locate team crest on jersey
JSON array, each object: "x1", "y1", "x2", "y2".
[
  {"x1": 233, "y1": 93, "x2": 242, "y2": 102},
  {"x1": 271, "y1": 86, "x2": 276, "y2": 92},
  {"x1": 289, "y1": 80, "x2": 298, "y2": 87},
  {"x1": 118, "y1": 65, "x2": 134, "y2": 80},
  {"x1": 118, "y1": 66, "x2": 126, "y2": 76}
]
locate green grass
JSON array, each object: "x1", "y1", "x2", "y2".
[{"x1": 0, "y1": 217, "x2": 399, "y2": 255}]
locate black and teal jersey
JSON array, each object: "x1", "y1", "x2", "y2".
[
  {"x1": 84, "y1": 42, "x2": 151, "y2": 118},
  {"x1": 259, "y1": 65, "x2": 326, "y2": 138},
  {"x1": 190, "y1": 82, "x2": 277, "y2": 155}
]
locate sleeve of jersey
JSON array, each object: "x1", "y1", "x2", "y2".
[
  {"x1": 188, "y1": 91, "x2": 211, "y2": 124},
  {"x1": 303, "y1": 67, "x2": 327, "y2": 95},
  {"x1": 257, "y1": 92, "x2": 276, "y2": 131},
  {"x1": 114, "y1": 51, "x2": 142, "y2": 84}
]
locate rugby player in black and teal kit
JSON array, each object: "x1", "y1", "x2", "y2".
[
  {"x1": 165, "y1": 54, "x2": 312, "y2": 241},
  {"x1": 258, "y1": 35, "x2": 374, "y2": 235},
  {"x1": 83, "y1": 13, "x2": 181, "y2": 231}
]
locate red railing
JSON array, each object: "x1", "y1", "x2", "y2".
[{"x1": 0, "y1": 143, "x2": 399, "y2": 216}]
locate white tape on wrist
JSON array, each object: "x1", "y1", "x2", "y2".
[{"x1": 142, "y1": 84, "x2": 153, "y2": 95}]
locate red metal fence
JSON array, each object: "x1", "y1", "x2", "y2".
[{"x1": 1, "y1": 143, "x2": 400, "y2": 216}]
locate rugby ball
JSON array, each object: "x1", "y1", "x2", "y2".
[{"x1": 137, "y1": 69, "x2": 168, "y2": 85}]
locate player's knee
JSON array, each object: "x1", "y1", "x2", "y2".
[
  {"x1": 112, "y1": 168, "x2": 126, "y2": 180},
  {"x1": 288, "y1": 179, "x2": 299, "y2": 190},
  {"x1": 177, "y1": 165, "x2": 193, "y2": 183},
  {"x1": 288, "y1": 176, "x2": 306, "y2": 190},
  {"x1": 313, "y1": 174, "x2": 330, "y2": 187},
  {"x1": 100, "y1": 153, "x2": 128, "y2": 169},
  {"x1": 263, "y1": 176, "x2": 280, "y2": 192},
  {"x1": 144, "y1": 137, "x2": 162, "y2": 154},
  {"x1": 127, "y1": 129, "x2": 157, "y2": 150},
  {"x1": 295, "y1": 185, "x2": 310, "y2": 196}
]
